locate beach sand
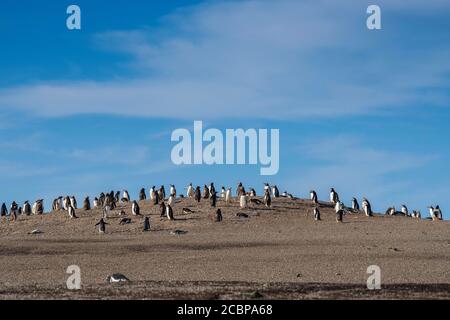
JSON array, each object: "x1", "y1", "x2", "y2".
[{"x1": 0, "y1": 197, "x2": 448, "y2": 299}]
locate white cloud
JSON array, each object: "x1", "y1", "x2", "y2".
[{"x1": 0, "y1": 0, "x2": 449, "y2": 120}]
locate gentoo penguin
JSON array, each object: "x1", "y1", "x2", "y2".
[
  {"x1": 263, "y1": 183, "x2": 270, "y2": 194},
  {"x1": 210, "y1": 192, "x2": 217, "y2": 207},
  {"x1": 249, "y1": 188, "x2": 256, "y2": 197},
  {"x1": 272, "y1": 185, "x2": 280, "y2": 198},
  {"x1": 220, "y1": 186, "x2": 226, "y2": 198},
  {"x1": 23, "y1": 201, "x2": 31, "y2": 216},
  {"x1": 106, "y1": 274, "x2": 129, "y2": 283},
  {"x1": 428, "y1": 206, "x2": 442, "y2": 221},
  {"x1": 263, "y1": 189, "x2": 272, "y2": 208},
  {"x1": 122, "y1": 190, "x2": 130, "y2": 203},
  {"x1": 330, "y1": 188, "x2": 339, "y2": 204},
  {"x1": 167, "y1": 194, "x2": 175, "y2": 207},
  {"x1": 215, "y1": 209, "x2": 223, "y2": 222},
  {"x1": 351, "y1": 198, "x2": 360, "y2": 211},
  {"x1": 52, "y1": 198, "x2": 59, "y2": 211},
  {"x1": 401, "y1": 205, "x2": 409, "y2": 217},
  {"x1": 194, "y1": 186, "x2": 201, "y2": 202},
  {"x1": 131, "y1": 201, "x2": 141, "y2": 216},
  {"x1": 362, "y1": 198, "x2": 373, "y2": 217},
  {"x1": 182, "y1": 207, "x2": 194, "y2": 214},
  {"x1": 209, "y1": 183, "x2": 216, "y2": 197},
  {"x1": 95, "y1": 218, "x2": 108, "y2": 234},
  {"x1": 63, "y1": 196, "x2": 70, "y2": 210},
  {"x1": 0, "y1": 203, "x2": 7, "y2": 220},
  {"x1": 435, "y1": 206, "x2": 443, "y2": 220},
  {"x1": 250, "y1": 198, "x2": 262, "y2": 205},
  {"x1": 93, "y1": 197, "x2": 99, "y2": 209},
  {"x1": 139, "y1": 188, "x2": 147, "y2": 201},
  {"x1": 68, "y1": 205, "x2": 78, "y2": 219},
  {"x1": 385, "y1": 207, "x2": 396, "y2": 216},
  {"x1": 225, "y1": 187, "x2": 232, "y2": 203},
  {"x1": 149, "y1": 186, "x2": 155, "y2": 200},
  {"x1": 202, "y1": 185, "x2": 210, "y2": 199},
  {"x1": 143, "y1": 216, "x2": 150, "y2": 231},
  {"x1": 170, "y1": 184, "x2": 176, "y2": 197},
  {"x1": 83, "y1": 197, "x2": 91, "y2": 211},
  {"x1": 187, "y1": 183, "x2": 194, "y2": 198},
  {"x1": 310, "y1": 190, "x2": 318, "y2": 204},
  {"x1": 166, "y1": 204, "x2": 174, "y2": 220},
  {"x1": 70, "y1": 196, "x2": 77, "y2": 209},
  {"x1": 98, "y1": 193, "x2": 105, "y2": 207},
  {"x1": 152, "y1": 189, "x2": 159, "y2": 205},
  {"x1": 239, "y1": 194, "x2": 248, "y2": 209},
  {"x1": 313, "y1": 207, "x2": 321, "y2": 221},
  {"x1": 10, "y1": 201, "x2": 18, "y2": 221},
  {"x1": 34, "y1": 200, "x2": 44, "y2": 215},
  {"x1": 412, "y1": 210, "x2": 421, "y2": 219},
  {"x1": 335, "y1": 201, "x2": 344, "y2": 222},
  {"x1": 159, "y1": 202, "x2": 166, "y2": 217},
  {"x1": 119, "y1": 218, "x2": 132, "y2": 225},
  {"x1": 158, "y1": 186, "x2": 166, "y2": 201},
  {"x1": 237, "y1": 183, "x2": 245, "y2": 197}
]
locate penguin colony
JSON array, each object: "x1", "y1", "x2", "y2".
[{"x1": 0, "y1": 184, "x2": 444, "y2": 234}]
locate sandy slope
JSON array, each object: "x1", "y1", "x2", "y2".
[{"x1": 0, "y1": 196, "x2": 448, "y2": 299}]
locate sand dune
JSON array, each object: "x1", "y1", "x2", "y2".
[{"x1": 0, "y1": 196, "x2": 448, "y2": 299}]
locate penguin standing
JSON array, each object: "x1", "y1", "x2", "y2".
[
  {"x1": 272, "y1": 185, "x2": 280, "y2": 198},
  {"x1": 143, "y1": 216, "x2": 150, "y2": 231},
  {"x1": 170, "y1": 184, "x2": 176, "y2": 197},
  {"x1": 158, "y1": 186, "x2": 166, "y2": 201},
  {"x1": 95, "y1": 218, "x2": 108, "y2": 234},
  {"x1": 203, "y1": 185, "x2": 210, "y2": 199},
  {"x1": 132, "y1": 201, "x2": 141, "y2": 216},
  {"x1": 335, "y1": 201, "x2": 344, "y2": 222},
  {"x1": 210, "y1": 192, "x2": 217, "y2": 208},
  {"x1": 351, "y1": 198, "x2": 360, "y2": 211},
  {"x1": 220, "y1": 187, "x2": 226, "y2": 198},
  {"x1": 313, "y1": 207, "x2": 321, "y2": 221},
  {"x1": 166, "y1": 204, "x2": 174, "y2": 220},
  {"x1": 139, "y1": 188, "x2": 147, "y2": 201},
  {"x1": 159, "y1": 202, "x2": 166, "y2": 217},
  {"x1": 194, "y1": 186, "x2": 201, "y2": 202},
  {"x1": 1, "y1": 203, "x2": 7, "y2": 221},
  {"x1": 249, "y1": 188, "x2": 256, "y2": 197},
  {"x1": 330, "y1": 188, "x2": 339, "y2": 204},
  {"x1": 23, "y1": 201, "x2": 31, "y2": 216},
  {"x1": 215, "y1": 209, "x2": 223, "y2": 222},
  {"x1": 10, "y1": 202, "x2": 18, "y2": 221},
  {"x1": 187, "y1": 183, "x2": 194, "y2": 198},
  {"x1": 149, "y1": 186, "x2": 155, "y2": 201},
  {"x1": 401, "y1": 205, "x2": 409, "y2": 217},
  {"x1": 310, "y1": 190, "x2": 318, "y2": 204},
  {"x1": 263, "y1": 183, "x2": 270, "y2": 194},
  {"x1": 93, "y1": 197, "x2": 99, "y2": 209},
  {"x1": 152, "y1": 189, "x2": 159, "y2": 205},
  {"x1": 63, "y1": 196, "x2": 70, "y2": 210},
  {"x1": 239, "y1": 195, "x2": 248, "y2": 209},
  {"x1": 167, "y1": 195, "x2": 175, "y2": 207},
  {"x1": 225, "y1": 188, "x2": 232, "y2": 203},
  {"x1": 263, "y1": 189, "x2": 272, "y2": 208},
  {"x1": 362, "y1": 198, "x2": 373, "y2": 217},
  {"x1": 122, "y1": 190, "x2": 130, "y2": 203},
  {"x1": 35, "y1": 200, "x2": 44, "y2": 215},
  {"x1": 385, "y1": 207, "x2": 395, "y2": 216},
  {"x1": 68, "y1": 205, "x2": 78, "y2": 219},
  {"x1": 435, "y1": 206, "x2": 443, "y2": 220},
  {"x1": 209, "y1": 183, "x2": 216, "y2": 197},
  {"x1": 83, "y1": 197, "x2": 91, "y2": 211},
  {"x1": 70, "y1": 196, "x2": 77, "y2": 209},
  {"x1": 237, "y1": 183, "x2": 245, "y2": 198}
]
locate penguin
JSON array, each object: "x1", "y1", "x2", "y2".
[
  {"x1": 95, "y1": 218, "x2": 108, "y2": 234},
  {"x1": 401, "y1": 205, "x2": 409, "y2": 217},
  {"x1": 412, "y1": 210, "x2": 421, "y2": 219},
  {"x1": 119, "y1": 218, "x2": 132, "y2": 225},
  {"x1": 272, "y1": 185, "x2": 280, "y2": 198},
  {"x1": 385, "y1": 207, "x2": 396, "y2": 216},
  {"x1": 106, "y1": 274, "x2": 129, "y2": 283},
  {"x1": 330, "y1": 188, "x2": 339, "y2": 204},
  {"x1": 362, "y1": 198, "x2": 373, "y2": 217},
  {"x1": 68, "y1": 205, "x2": 78, "y2": 219},
  {"x1": 83, "y1": 197, "x2": 91, "y2": 211},
  {"x1": 34, "y1": 200, "x2": 44, "y2": 215},
  {"x1": 220, "y1": 186, "x2": 226, "y2": 198},
  {"x1": 435, "y1": 206, "x2": 443, "y2": 220},
  {"x1": 1, "y1": 203, "x2": 7, "y2": 220},
  {"x1": 63, "y1": 196, "x2": 70, "y2": 210},
  {"x1": 115, "y1": 191, "x2": 120, "y2": 203},
  {"x1": 249, "y1": 188, "x2": 257, "y2": 197},
  {"x1": 23, "y1": 201, "x2": 31, "y2": 216},
  {"x1": 182, "y1": 207, "x2": 194, "y2": 214},
  {"x1": 225, "y1": 187, "x2": 232, "y2": 203},
  {"x1": 335, "y1": 201, "x2": 344, "y2": 222},
  {"x1": 160, "y1": 202, "x2": 166, "y2": 217},
  {"x1": 131, "y1": 200, "x2": 141, "y2": 216},
  {"x1": 313, "y1": 207, "x2": 321, "y2": 221},
  {"x1": 237, "y1": 183, "x2": 245, "y2": 197},
  {"x1": 310, "y1": 190, "x2": 318, "y2": 204},
  {"x1": 186, "y1": 183, "x2": 194, "y2": 198},
  {"x1": 98, "y1": 193, "x2": 105, "y2": 207},
  {"x1": 52, "y1": 198, "x2": 59, "y2": 211},
  {"x1": 70, "y1": 196, "x2": 77, "y2": 209},
  {"x1": 428, "y1": 206, "x2": 437, "y2": 220},
  {"x1": 203, "y1": 185, "x2": 210, "y2": 199},
  {"x1": 158, "y1": 186, "x2": 165, "y2": 201},
  {"x1": 263, "y1": 189, "x2": 272, "y2": 208},
  {"x1": 209, "y1": 183, "x2": 216, "y2": 198},
  {"x1": 215, "y1": 209, "x2": 223, "y2": 222},
  {"x1": 166, "y1": 204, "x2": 174, "y2": 220},
  {"x1": 122, "y1": 190, "x2": 130, "y2": 203},
  {"x1": 152, "y1": 189, "x2": 159, "y2": 205},
  {"x1": 239, "y1": 194, "x2": 248, "y2": 209},
  {"x1": 210, "y1": 192, "x2": 217, "y2": 208},
  {"x1": 170, "y1": 184, "x2": 176, "y2": 197},
  {"x1": 139, "y1": 188, "x2": 147, "y2": 201},
  {"x1": 351, "y1": 197, "x2": 359, "y2": 212},
  {"x1": 263, "y1": 183, "x2": 270, "y2": 194},
  {"x1": 149, "y1": 186, "x2": 156, "y2": 201},
  {"x1": 103, "y1": 206, "x2": 110, "y2": 219},
  {"x1": 167, "y1": 195, "x2": 175, "y2": 207},
  {"x1": 250, "y1": 198, "x2": 262, "y2": 205},
  {"x1": 93, "y1": 197, "x2": 99, "y2": 208},
  {"x1": 10, "y1": 201, "x2": 18, "y2": 221},
  {"x1": 143, "y1": 216, "x2": 150, "y2": 231},
  {"x1": 194, "y1": 186, "x2": 201, "y2": 202}
]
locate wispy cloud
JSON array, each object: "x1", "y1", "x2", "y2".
[{"x1": 0, "y1": 0, "x2": 449, "y2": 120}]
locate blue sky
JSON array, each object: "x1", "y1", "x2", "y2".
[{"x1": 0, "y1": 0, "x2": 449, "y2": 219}]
